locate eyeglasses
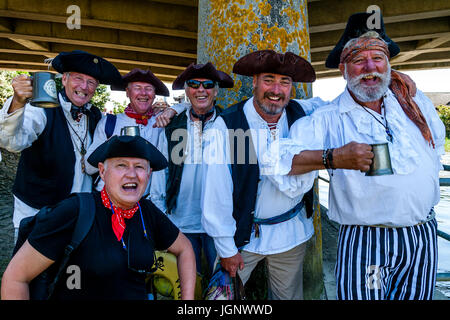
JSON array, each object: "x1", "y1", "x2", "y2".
[
  {"x1": 186, "y1": 79, "x2": 216, "y2": 89},
  {"x1": 69, "y1": 74, "x2": 98, "y2": 90}
]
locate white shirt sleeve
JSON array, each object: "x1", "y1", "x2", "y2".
[
  {"x1": 294, "y1": 96, "x2": 329, "y2": 115},
  {"x1": 84, "y1": 115, "x2": 108, "y2": 175},
  {"x1": 260, "y1": 113, "x2": 327, "y2": 197},
  {"x1": 414, "y1": 90, "x2": 446, "y2": 156},
  {"x1": 0, "y1": 97, "x2": 47, "y2": 152},
  {"x1": 201, "y1": 117, "x2": 238, "y2": 258},
  {"x1": 148, "y1": 130, "x2": 168, "y2": 213},
  {"x1": 170, "y1": 102, "x2": 189, "y2": 115}
]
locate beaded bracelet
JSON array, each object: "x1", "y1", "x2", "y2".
[{"x1": 322, "y1": 149, "x2": 329, "y2": 169}]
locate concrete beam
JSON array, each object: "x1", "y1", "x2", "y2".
[
  {"x1": 0, "y1": 10, "x2": 197, "y2": 39},
  {"x1": 0, "y1": 32, "x2": 197, "y2": 59},
  {"x1": 390, "y1": 35, "x2": 450, "y2": 63},
  {"x1": 308, "y1": 0, "x2": 450, "y2": 27},
  {"x1": 1, "y1": 0, "x2": 198, "y2": 33}
]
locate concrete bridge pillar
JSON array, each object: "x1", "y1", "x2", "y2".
[{"x1": 197, "y1": 0, "x2": 323, "y2": 299}]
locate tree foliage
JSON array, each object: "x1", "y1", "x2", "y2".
[
  {"x1": 437, "y1": 104, "x2": 450, "y2": 138},
  {"x1": 0, "y1": 70, "x2": 29, "y2": 109}
]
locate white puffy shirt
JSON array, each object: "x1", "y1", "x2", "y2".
[{"x1": 264, "y1": 88, "x2": 446, "y2": 227}]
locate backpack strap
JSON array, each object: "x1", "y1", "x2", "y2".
[
  {"x1": 46, "y1": 192, "x2": 96, "y2": 299},
  {"x1": 105, "y1": 113, "x2": 117, "y2": 139}
]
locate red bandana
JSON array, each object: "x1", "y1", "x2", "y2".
[
  {"x1": 124, "y1": 104, "x2": 154, "y2": 125},
  {"x1": 101, "y1": 188, "x2": 139, "y2": 241}
]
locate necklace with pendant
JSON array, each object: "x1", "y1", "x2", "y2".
[
  {"x1": 360, "y1": 102, "x2": 393, "y2": 142},
  {"x1": 65, "y1": 116, "x2": 89, "y2": 173}
]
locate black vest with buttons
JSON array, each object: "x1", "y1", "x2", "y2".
[
  {"x1": 220, "y1": 99, "x2": 314, "y2": 248},
  {"x1": 12, "y1": 103, "x2": 101, "y2": 209},
  {"x1": 164, "y1": 106, "x2": 222, "y2": 214}
]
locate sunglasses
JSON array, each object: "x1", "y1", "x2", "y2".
[{"x1": 186, "y1": 79, "x2": 216, "y2": 89}]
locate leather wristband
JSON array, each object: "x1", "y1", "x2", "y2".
[{"x1": 326, "y1": 148, "x2": 335, "y2": 170}]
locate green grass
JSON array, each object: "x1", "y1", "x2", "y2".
[{"x1": 446, "y1": 137, "x2": 450, "y2": 152}]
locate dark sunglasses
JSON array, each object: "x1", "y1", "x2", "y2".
[{"x1": 186, "y1": 79, "x2": 216, "y2": 89}]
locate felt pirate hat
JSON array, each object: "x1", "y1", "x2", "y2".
[
  {"x1": 110, "y1": 68, "x2": 170, "y2": 96},
  {"x1": 232, "y1": 50, "x2": 316, "y2": 82},
  {"x1": 50, "y1": 50, "x2": 123, "y2": 86},
  {"x1": 325, "y1": 12, "x2": 400, "y2": 68},
  {"x1": 172, "y1": 62, "x2": 234, "y2": 90},
  {"x1": 87, "y1": 135, "x2": 168, "y2": 171}
]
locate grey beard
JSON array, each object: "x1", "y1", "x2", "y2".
[{"x1": 346, "y1": 65, "x2": 391, "y2": 102}]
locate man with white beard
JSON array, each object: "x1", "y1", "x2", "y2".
[{"x1": 263, "y1": 12, "x2": 445, "y2": 300}]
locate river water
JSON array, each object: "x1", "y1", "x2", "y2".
[{"x1": 318, "y1": 163, "x2": 450, "y2": 298}]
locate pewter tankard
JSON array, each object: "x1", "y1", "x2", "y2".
[
  {"x1": 30, "y1": 72, "x2": 59, "y2": 108},
  {"x1": 120, "y1": 126, "x2": 140, "y2": 136},
  {"x1": 366, "y1": 143, "x2": 393, "y2": 176}
]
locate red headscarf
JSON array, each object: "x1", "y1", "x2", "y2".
[{"x1": 340, "y1": 37, "x2": 435, "y2": 148}]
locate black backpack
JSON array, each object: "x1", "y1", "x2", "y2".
[{"x1": 13, "y1": 192, "x2": 96, "y2": 300}]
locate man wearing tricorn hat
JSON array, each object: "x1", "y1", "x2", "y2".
[
  {"x1": 264, "y1": 12, "x2": 445, "y2": 299},
  {"x1": 0, "y1": 50, "x2": 122, "y2": 241},
  {"x1": 1, "y1": 134, "x2": 196, "y2": 300},
  {"x1": 201, "y1": 50, "x2": 326, "y2": 299},
  {"x1": 85, "y1": 68, "x2": 186, "y2": 194},
  {"x1": 150, "y1": 62, "x2": 234, "y2": 279}
]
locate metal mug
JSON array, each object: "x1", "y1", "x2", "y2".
[
  {"x1": 366, "y1": 142, "x2": 394, "y2": 176},
  {"x1": 120, "y1": 126, "x2": 140, "y2": 136},
  {"x1": 30, "y1": 72, "x2": 59, "y2": 108}
]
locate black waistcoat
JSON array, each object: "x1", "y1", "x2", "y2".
[
  {"x1": 12, "y1": 105, "x2": 101, "y2": 209},
  {"x1": 220, "y1": 99, "x2": 313, "y2": 248},
  {"x1": 164, "y1": 106, "x2": 222, "y2": 213}
]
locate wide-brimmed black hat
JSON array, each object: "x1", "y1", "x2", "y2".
[
  {"x1": 50, "y1": 50, "x2": 122, "y2": 86},
  {"x1": 232, "y1": 50, "x2": 316, "y2": 82},
  {"x1": 111, "y1": 68, "x2": 170, "y2": 96},
  {"x1": 172, "y1": 62, "x2": 234, "y2": 90},
  {"x1": 87, "y1": 135, "x2": 167, "y2": 171},
  {"x1": 325, "y1": 12, "x2": 400, "y2": 68}
]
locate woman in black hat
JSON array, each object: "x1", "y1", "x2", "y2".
[{"x1": 1, "y1": 135, "x2": 196, "y2": 300}]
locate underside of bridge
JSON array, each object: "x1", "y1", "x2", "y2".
[{"x1": 0, "y1": 0, "x2": 449, "y2": 82}]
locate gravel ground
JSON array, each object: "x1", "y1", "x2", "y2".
[{"x1": 0, "y1": 148, "x2": 18, "y2": 286}]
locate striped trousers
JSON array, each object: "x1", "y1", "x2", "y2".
[{"x1": 335, "y1": 218, "x2": 438, "y2": 300}]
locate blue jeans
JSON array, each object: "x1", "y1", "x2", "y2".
[{"x1": 185, "y1": 233, "x2": 217, "y2": 276}]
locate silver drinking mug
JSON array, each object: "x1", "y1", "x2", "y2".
[
  {"x1": 30, "y1": 72, "x2": 59, "y2": 108},
  {"x1": 120, "y1": 126, "x2": 140, "y2": 136},
  {"x1": 366, "y1": 142, "x2": 394, "y2": 176}
]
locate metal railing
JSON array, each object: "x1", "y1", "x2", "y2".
[{"x1": 318, "y1": 162, "x2": 450, "y2": 282}]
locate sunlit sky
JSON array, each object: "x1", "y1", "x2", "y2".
[{"x1": 107, "y1": 67, "x2": 450, "y2": 110}]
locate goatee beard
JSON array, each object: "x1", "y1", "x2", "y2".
[{"x1": 255, "y1": 90, "x2": 288, "y2": 115}]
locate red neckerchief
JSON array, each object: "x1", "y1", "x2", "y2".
[
  {"x1": 124, "y1": 104, "x2": 153, "y2": 125},
  {"x1": 101, "y1": 188, "x2": 139, "y2": 241}
]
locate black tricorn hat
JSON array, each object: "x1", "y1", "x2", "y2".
[
  {"x1": 325, "y1": 12, "x2": 400, "y2": 68},
  {"x1": 87, "y1": 135, "x2": 167, "y2": 172},
  {"x1": 110, "y1": 68, "x2": 170, "y2": 96},
  {"x1": 172, "y1": 62, "x2": 234, "y2": 90},
  {"x1": 50, "y1": 50, "x2": 122, "y2": 86},
  {"x1": 232, "y1": 50, "x2": 316, "y2": 82}
]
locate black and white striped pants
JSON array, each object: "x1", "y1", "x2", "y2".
[{"x1": 335, "y1": 218, "x2": 438, "y2": 300}]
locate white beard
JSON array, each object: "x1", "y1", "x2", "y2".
[{"x1": 346, "y1": 64, "x2": 391, "y2": 102}]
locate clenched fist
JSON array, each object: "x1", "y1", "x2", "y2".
[
  {"x1": 153, "y1": 107, "x2": 177, "y2": 128},
  {"x1": 333, "y1": 141, "x2": 374, "y2": 172},
  {"x1": 9, "y1": 74, "x2": 33, "y2": 113}
]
